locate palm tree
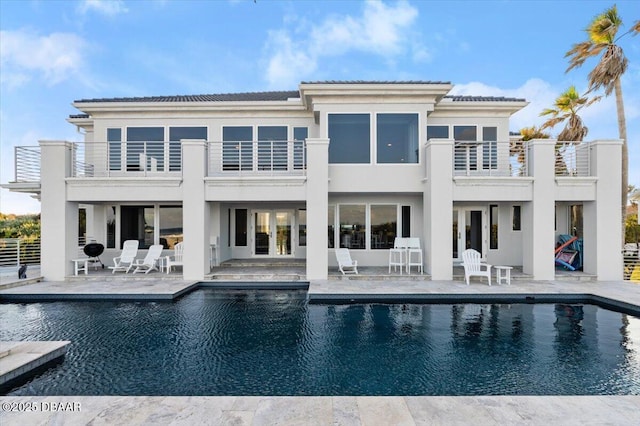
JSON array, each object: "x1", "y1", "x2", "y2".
[
  {"x1": 565, "y1": 4, "x2": 640, "y2": 224},
  {"x1": 540, "y1": 86, "x2": 600, "y2": 142}
]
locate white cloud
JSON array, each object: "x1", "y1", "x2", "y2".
[
  {"x1": 78, "y1": 0, "x2": 128, "y2": 16},
  {"x1": 264, "y1": 0, "x2": 420, "y2": 88},
  {"x1": 0, "y1": 29, "x2": 88, "y2": 88}
]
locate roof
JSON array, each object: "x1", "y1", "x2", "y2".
[
  {"x1": 444, "y1": 95, "x2": 527, "y2": 102},
  {"x1": 300, "y1": 80, "x2": 451, "y2": 85},
  {"x1": 74, "y1": 91, "x2": 301, "y2": 103}
]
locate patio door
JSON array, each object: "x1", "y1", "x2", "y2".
[
  {"x1": 453, "y1": 208, "x2": 486, "y2": 261},
  {"x1": 252, "y1": 210, "x2": 294, "y2": 257}
]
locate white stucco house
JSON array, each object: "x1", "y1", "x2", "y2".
[{"x1": 4, "y1": 81, "x2": 623, "y2": 281}]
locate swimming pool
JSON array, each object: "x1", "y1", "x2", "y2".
[{"x1": 1, "y1": 289, "x2": 639, "y2": 396}]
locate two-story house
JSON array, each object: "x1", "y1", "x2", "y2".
[{"x1": 4, "y1": 81, "x2": 623, "y2": 281}]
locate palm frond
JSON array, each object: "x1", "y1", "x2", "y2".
[
  {"x1": 565, "y1": 42, "x2": 606, "y2": 72},
  {"x1": 588, "y1": 44, "x2": 628, "y2": 95},
  {"x1": 631, "y1": 20, "x2": 640, "y2": 35}
]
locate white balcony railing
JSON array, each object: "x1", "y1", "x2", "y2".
[
  {"x1": 208, "y1": 140, "x2": 306, "y2": 176},
  {"x1": 554, "y1": 142, "x2": 591, "y2": 177},
  {"x1": 14, "y1": 146, "x2": 41, "y2": 182},
  {"x1": 73, "y1": 141, "x2": 183, "y2": 177},
  {"x1": 454, "y1": 140, "x2": 528, "y2": 177}
]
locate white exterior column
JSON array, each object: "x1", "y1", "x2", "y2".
[
  {"x1": 306, "y1": 138, "x2": 329, "y2": 280},
  {"x1": 182, "y1": 140, "x2": 210, "y2": 280},
  {"x1": 522, "y1": 139, "x2": 555, "y2": 280},
  {"x1": 39, "y1": 140, "x2": 78, "y2": 281},
  {"x1": 583, "y1": 139, "x2": 622, "y2": 280},
  {"x1": 424, "y1": 139, "x2": 453, "y2": 280}
]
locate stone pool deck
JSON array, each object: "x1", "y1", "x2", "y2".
[
  {"x1": 1, "y1": 277, "x2": 639, "y2": 424},
  {"x1": 0, "y1": 341, "x2": 70, "y2": 386}
]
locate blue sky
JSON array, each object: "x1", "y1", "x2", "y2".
[{"x1": 1, "y1": 0, "x2": 639, "y2": 214}]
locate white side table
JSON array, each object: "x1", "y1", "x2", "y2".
[
  {"x1": 495, "y1": 265, "x2": 512, "y2": 285},
  {"x1": 71, "y1": 259, "x2": 89, "y2": 276}
]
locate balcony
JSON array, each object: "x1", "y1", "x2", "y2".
[
  {"x1": 207, "y1": 140, "x2": 306, "y2": 177},
  {"x1": 554, "y1": 142, "x2": 590, "y2": 177},
  {"x1": 453, "y1": 140, "x2": 528, "y2": 177}
]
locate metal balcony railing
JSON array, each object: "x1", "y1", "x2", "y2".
[
  {"x1": 0, "y1": 238, "x2": 41, "y2": 266},
  {"x1": 453, "y1": 140, "x2": 528, "y2": 177},
  {"x1": 555, "y1": 142, "x2": 591, "y2": 177},
  {"x1": 14, "y1": 146, "x2": 41, "y2": 182},
  {"x1": 208, "y1": 140, "x2": 306, "y2": 176},
  {"x1": 73, "y1": 141, "x2": 183, "y2": 177}
]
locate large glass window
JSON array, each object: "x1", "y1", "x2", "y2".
[
  {"x1": 328, "y1": 206, "x2": 335, "y2": 248},
  {"x1": 490, "y1": 204, "x2": 498, "y2": 249},
  {"x1": 569, "y1": 205, "x2": 583, "y2": 237},
  {"x1": 328, "y1": 114, "x2": 370, "y2": 164},
  {"x1": 235, "y1": 209, "x2": 247, "y2": 246},
  {"x1": 120, "y1": 206, "x2": 155, "y2": 249},
  {"x1": 293, "y1": 127, "x2": 308, "y2": 170},
  {"x1": 482, "y1": 127, "x2": 498, "y2": 171},
  {"x1": 454, "y1": 125, "x2": 478, "y2": 171},
  {"x1": 169, "y1": 127, "x2": 207, "y2": 171},
  {"x1": 106, "y1": 205, "x2": 116, "y2": 248},
  {"x1": 126, "y1": 127, "x2": 164, "y2": 171},
  {"x1": 339, "y1": 205, "x2": 366, "y2": 249},
  {"x1": 298, "y1": 209, "x2": 307, "y2": 247},
  {"x1": 223, "y1": 126, "x2": 253, "y2": 171},
  {"x1": 370, "y1": 205, "x2": 397, "y2": 249},
  {"x1": 377, "y1": 114, "x2": 419, "y2": 163},
  {"x1": 512, "y1": 205, "x2": 521, "y2": 231},
  {"x1": 107, "y1": 128, "x2": 122, "y2": 171},
  {"x1": 427, "y1": 125, "x2": 449, "y2": 140},
  {"x1": 159, "y1": 206, "x2": 182, "y2": 249},
  {"x1": 258, "y1": 126, "x2": 288, "y2": 171}
]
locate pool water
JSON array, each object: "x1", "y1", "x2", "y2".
[{"x1": 1, "y1": 289, "x2": 639, "y2": 396}]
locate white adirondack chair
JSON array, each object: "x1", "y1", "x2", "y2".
[
  {"x1": 132, "y1": 244, "x2": 164, "y2": 274},
  {"x1": 335, "y1": 248, "x2": 358, "y2": 275},
  {"x1": 109, "y1": 240, "x2": 139, "y2": 273},
  {"x1": 166, "y1": 242, "x2": 184, "y2": 274},
  {"x1": 461, "y1": 248, "x2": 492, "y2": 286}
]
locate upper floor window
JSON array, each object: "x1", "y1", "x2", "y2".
[
  {"x1": 328, "y1": 114, "x2": 370, "y2": 164},
  {"x1": 169, "y1": 127, "x2": 207, "y2": 171},
  {"x1": 482, "y1": 127, "x2": 497, "y2": 171},
  {"x1": 107, "y1": 128, "x2": 122, "y2": 171},
  {"x1": 258, "y1": 126, "x2": 288, "y2": 171},
  {"x1": 377, "y1": 113, "x2": 419, "y2": 163},
  {"x1": 427, "y1": 125, "x2": 449, "y2": 140},
  {"x1": 126, "y1": 127, "x2": 164, "y2": 171},
  {"x1": 454, "y1": 126, "x2": 478, "y2": 171},
  {"x1": 222, "y1": 126, "x2": 253, "y2": 171}
]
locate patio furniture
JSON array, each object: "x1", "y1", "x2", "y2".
[
  {"x1": 109, "y1": 240, "x2": 139, "y2": 274},
  {"x1": 166, "y1": 242, "x2": 184, "y2": 274},
  {"x1": 335, "y1": 248, "x2": 358, "y2": 275},
  {"x1": 132, "y1": 244, "x2": 164, "y2": 274},
  {"x1": 389, "y1": 237, "x2": 408, "y2": 274},
  {"x1": 71, "y1": 258, "x2": 89, "y2": 276},
  {"x1": 406, "y1": 237, "x2": 423, "y2": 274},
  {"x1": 494, "y1": 265, "x2": 512, "y2": 285},
  {"x1": 461, "y1": 248, "x2": 492, "y2": 286}
]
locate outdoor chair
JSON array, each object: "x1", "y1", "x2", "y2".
[
  {"x1": 389, "y1": 237, "x2": 408, "y2": 274},
  {"x1": 108, "y1": 240, "x2": 139, "y2": 274},
  {"x1": 166, "y1": 242, "x2": 184, "y2": 274},
  {"x1": 461, "y1": 248, "x2": 492, "y2": 285},
  {"x1": 406, "y1": 237, "x2": 423, "y2": 274},
  {"x1": 335, "y1": 248, "x2": 358, "y2": 275},
  {"x1": 132, "y1": 244, "x2": 164, "y2": 274}
]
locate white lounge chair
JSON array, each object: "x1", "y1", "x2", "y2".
[
  {"x1": 132, "y1": 244, "x2": 164, "y2": 274},
  {"x1": 406, "y1": 237, "x2": 423, "y2": 274},
  {"x1": 335, "y1": 248, "x2": 358, "y2": 275},
  {"x1": 389, "y1": 237, "x2": 408, "y2": 274},
  {"x1": 461, "y1": 248, "x2": 492, "y2": 286},
  {"x1": 166, "y1": 242, "x2": 184, "y2": 274},
  {"x1": 109, "y1": 240, "x2": 139, "y2": 274}
]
